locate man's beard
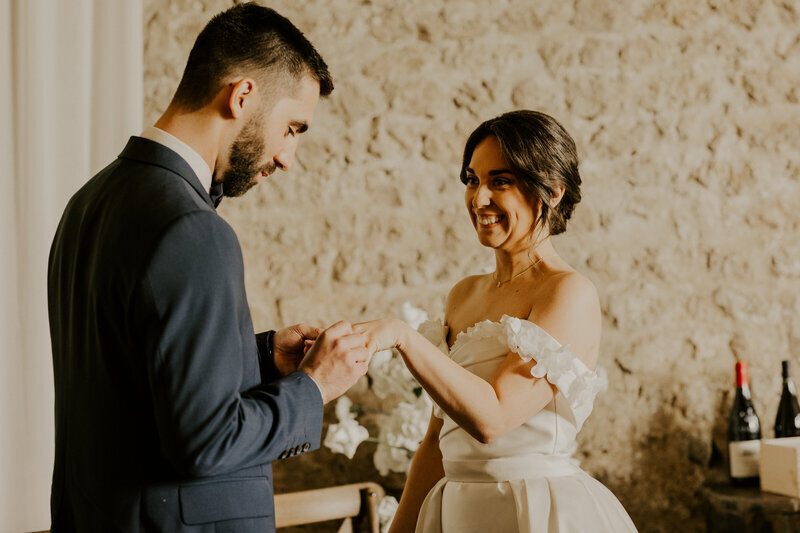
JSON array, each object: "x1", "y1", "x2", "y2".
[{"x1": 220, "y1": 116, "x2": 276, "y2": 198}]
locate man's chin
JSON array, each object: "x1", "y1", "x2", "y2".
[{"x1": 222, "y1": 178, "x2": 258, "y2": 198}]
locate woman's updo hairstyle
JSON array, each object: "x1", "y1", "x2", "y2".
[{"x1": 460, "y1": 110, "x2": 582, "y2": 236}]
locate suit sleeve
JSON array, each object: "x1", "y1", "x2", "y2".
[{"x1": 139, "y1": 210, "x2": 323, "y2": 477}]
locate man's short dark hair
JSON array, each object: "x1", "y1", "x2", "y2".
[{"x1": 172, "y1": 3, "x2": 333, "y2": 111}]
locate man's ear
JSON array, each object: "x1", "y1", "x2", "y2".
[{"x1": 227, "y1": 78, "x2": 257, "y2": 119}]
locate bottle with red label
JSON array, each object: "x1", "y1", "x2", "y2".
[{"x1": 727, "y1": 361, "x2": 761, "y2": 487}]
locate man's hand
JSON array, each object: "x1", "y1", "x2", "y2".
[
  {"x1": 273, "y1": 324, "x2": 322, "y2": 377},
  {"x1": 299, "y1": 321, "x2": 371, "y2": 404}
]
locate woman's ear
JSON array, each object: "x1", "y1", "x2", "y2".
[{"x1": 550, "y1": 185, "x2": 566, "y2": 208}]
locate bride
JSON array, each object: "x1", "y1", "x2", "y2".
[{"x1": 356, "y1": 110, "x2": 638, "y2": 532}]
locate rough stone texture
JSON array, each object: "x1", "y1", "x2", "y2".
[{"x1": 144, "y1": 1, "x2": 800, "y2": 531}]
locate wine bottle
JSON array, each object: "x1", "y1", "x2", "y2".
[
  {"x1": 774, "y1": 360, "x2": 800, "y2": 438},
  {"x1": 728, "y1": 361, "x2": 761, "y2": 487}
]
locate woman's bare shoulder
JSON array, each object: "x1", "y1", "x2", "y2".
[
  {"x1": 543, "y1": 270, "x2": 599, "y2": 307},
  {"x1": 528, "y1": 270, "x2": 601, "y2": 367}
]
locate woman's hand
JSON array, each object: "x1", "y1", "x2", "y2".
[{"x1": 353, "y1": 318, "x2": 410, "y2": 354}]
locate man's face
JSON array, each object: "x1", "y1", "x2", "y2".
[{"x1": 221, "y1": 75, "x2": 320, "y2": 197}]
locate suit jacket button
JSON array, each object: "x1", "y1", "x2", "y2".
[{"x1": 302, "y1": 442, "x2": 310, "y2": 452}]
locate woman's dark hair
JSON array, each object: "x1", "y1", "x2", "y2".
[
  {"x1": 460, "y1": 110, "x2": 581, "y2": 236},
  {"x1": 172, "y1": 3, "x2": 333, "y2": 111}
]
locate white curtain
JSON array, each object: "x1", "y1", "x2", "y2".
[{"x1": 0, "y1": 1, "x2": 142, "y2": 530}]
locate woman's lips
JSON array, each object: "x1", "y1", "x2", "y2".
[{"x1": 476, "y1": 214, "x2": 505, "y2": 227}]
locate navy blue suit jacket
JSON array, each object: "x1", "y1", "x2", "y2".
[{"x1": 47, "y1": 137, "x2": 323, "y2": 532}]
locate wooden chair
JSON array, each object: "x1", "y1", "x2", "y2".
[
  {"x1": 275, "y1": 481, "x2": 386, "y2": 533},
  {"x1": 31, "y1": 481, "x2": 386, "y2": 533}
]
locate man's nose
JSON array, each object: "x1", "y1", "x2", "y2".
[
  {"x1": 274, "y1": 142, "x2": 298, "y2": 171},
  {"x1": 274, "y1": 150, "x2": 292, "y2": 171}
]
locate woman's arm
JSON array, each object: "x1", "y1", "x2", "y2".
[
  {"x1": 388, "y1": 414, "x2": 445, "y2": 533},
  {"x1": 356, "y1": 272, "x2": 600, "y2": 444}
]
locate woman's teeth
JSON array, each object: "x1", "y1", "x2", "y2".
[{"x1": 478, "y1": 215, "x2": 502, "y2": 226}]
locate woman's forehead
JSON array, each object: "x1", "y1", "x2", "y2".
[{"x1": 469, "y1": 136, "x2": 511, "y2": 172}]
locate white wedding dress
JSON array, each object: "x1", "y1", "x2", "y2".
[{"x1": 414, "y1": 315, "x2": 638, "y2": 533}]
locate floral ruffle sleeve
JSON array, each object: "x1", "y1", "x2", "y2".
[{"x1": 500, "y1": 315, "x2": 608, "y2": 430}]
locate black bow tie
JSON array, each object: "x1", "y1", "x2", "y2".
[{"x1": 209, "y1": 182, "x2": 223, "y2": 207}]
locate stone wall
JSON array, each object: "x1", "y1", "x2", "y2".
[{"x1": 144, "y1": 1, "x2": 800, "y2": 531}]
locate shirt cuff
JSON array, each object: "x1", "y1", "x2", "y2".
[{"x1": 255, "y1": 330, "x2": 280, "y2": 384}]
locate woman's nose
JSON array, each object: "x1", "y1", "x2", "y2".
[{"x1": 472, "y1": 184, "x2": 491, "y2": 208}]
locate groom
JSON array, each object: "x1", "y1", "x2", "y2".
[{"x1": 47, "y1": 4, "x2": 370, "y2": 532}]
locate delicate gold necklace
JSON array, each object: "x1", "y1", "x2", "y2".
[{"x1": 493, "y1": 256, "x2": 546, "y2": 288}]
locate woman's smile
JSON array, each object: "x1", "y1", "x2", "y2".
[
  {"x1": 464, "y1": 136, "x2": 537, "y2": 250},
  {"x1": 475, "y1": 213, "x2": 506, "y2": 227}
]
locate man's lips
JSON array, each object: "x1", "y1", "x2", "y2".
[{"x1": 257, "y1": 166, "x2": 275, "y2": 183}]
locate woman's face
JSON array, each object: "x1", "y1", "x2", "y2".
[{"x1": 462, "y1": 135, "x2": 539, "y2": 251}]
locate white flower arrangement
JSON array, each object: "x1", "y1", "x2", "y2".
[
  {"x1": 322, "y1": 303, "x2": 433, "y2": 532},
  {"x1": 323, "y1": 302, "x2": 432, "y2": 474},
  {"x1": 377, "y1": 495, "x2": 399, "y2": 533},
  {"x1": 323, "y1": 396, "x2": 370, "y2": 459}
]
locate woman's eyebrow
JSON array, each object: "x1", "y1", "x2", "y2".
[{"x1": 465, "y1": 168, "x2": 513, "y2": 175}]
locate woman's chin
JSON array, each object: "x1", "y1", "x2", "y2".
[{"x1": 475, "y1": 232, "x2": 503, "y2": 249}]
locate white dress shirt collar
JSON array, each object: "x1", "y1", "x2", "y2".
[{"x1": 140, "y1": 126, "x2": 213, "y2": 194}]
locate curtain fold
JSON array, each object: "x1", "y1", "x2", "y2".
[{"x1": 0, "y1": 1, "x2": 142, "y2": 530}]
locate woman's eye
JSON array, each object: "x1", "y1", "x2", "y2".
[
  {"x1": 493, "y1": 178, "x2": 511, "y2": 187},
  {"x1": 461, "y1": 176, "x2": 478, "y2": 186}
]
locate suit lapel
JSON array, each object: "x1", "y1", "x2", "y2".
[{"x1": 118, "y1": 136, "x2": 218, "y2": 209}]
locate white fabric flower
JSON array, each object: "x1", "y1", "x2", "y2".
[
  {"x1": 373, "y1": 396, "x2": 430, "y2": 474},
  {"x1": 324, "y1": 419, "x2": 369, "y2": 459},
  {"x1": 498, "y1": 315, "x2": 608, "y2": 430},
  {"x1": 378, "y1": 496, "x2": 399, "y2": 533},
  {"x1": 334, "y1": 396, "x2": 357, "y2": 421},
  {"x1": 368, "y1": 352, "x2": 418, "y2": 401},
  {"x1": 566, "y1": 373, "x2": 594, "y2": 408},
  {"x1": 374, "y1": 442, "x2": 412, "y2": 477},
  {"x1": 418, "y1": 319, "x2": 449, "y2": 354},
  {"x1": 530, "y1": 344, "x2": 573, "y2": 380},
  {"x1": 324, "y1": 397, "x2": 370, "y2": 459},
  {"x1": 369, "y1": 349, "x2": 394, "y2": 370},
  {"x1": 401, "y1": 301, "x2": 429, "y2": 330}
]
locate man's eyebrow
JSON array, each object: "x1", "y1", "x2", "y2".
[{"x1": 290, "y1": 120, "x2": 308, "y2": 133}]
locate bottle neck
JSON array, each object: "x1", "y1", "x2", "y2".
[
  {"x1": 736, "y1": 362, "x2": 749, "y2": 388},
  {"x1": 739, "y1": 383, "x2": 752, "y2": 399}
]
